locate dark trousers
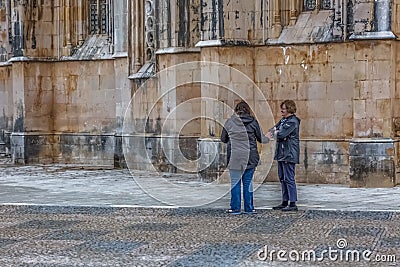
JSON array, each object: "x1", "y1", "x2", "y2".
[{"x1": 277, "y1": 161, "x2": 298, "y2": 202}]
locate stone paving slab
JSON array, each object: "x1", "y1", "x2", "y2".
[
  {"x1": 1, "y1": 164, "x2": 400, "y2": 211},
  {"x1": 0, "y1": 164, "x2": 399, "y2": 266},
  {"x1": 0, "y1": 206, "x2": 398, "y2": 266}
]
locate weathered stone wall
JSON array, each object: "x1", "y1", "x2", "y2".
[
  {"x1": 22, "y1": 62, "x2": 53, "y2": 132},
  {"x1": 200, "y1": 0, "x2": 304, "y2": 43},
  {"x1": 52, "y1": 59, "x2": 117, "y2": 165},
  {"x1": 21, "y1": 1, "x2": 55, "y2": 58},
  {"x1": 0, "y1": 0, "x2": 399, "y2": 187},
  {"x1": 0, "y1": 64, "x2": 12, "y2": 132},
  {"x1": 157, "y1": 0, "x2": 201, "y2": 49},
  {"x1": 393, "y1": 0, "x2": 400, "y2": 36},
  {"x1": 0, "y1": 63, "x2": 12, "y2": 155},
  {"x1": 122, "y1": 52, "x2": 202, "y2": 173},
  {"x1": 395, "y1": 39, "x2": 400, "y2": 185},
  {"x1": 197, "y1": 40, "x2": 397, "y2": 185},
  {"x1": 350, "y1": 139, "x2": 395, "y2": 187},
  {"x1": 396, "y1": 140, "x2": 400, "y2": 183},
  {"x1": 52, "y1": 60, "x2": 116, "y2": 133},
  {"x1": 8, "y1": 59, "x2": 119, "y2": 165}
]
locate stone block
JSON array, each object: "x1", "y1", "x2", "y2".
[
  {"x1": 297, "y1": 82, "x2": 327, "y2": 100},
  {"x1": 307, "y1": 63, "x2": 332, "y2": 82},
  {"x1": 285, "y1": 65, "x2": 305, "y2": 83},
  {"x1": 369, "y1": 42, "x2": 392, "y2": 61},
  {"x1": 342, "y1": 118, "x2": 354, "y2": 137},
  {"x1": 327, "y1": 43, "x2": 354, "y2": 63},
  {"x1": 327, "y1": 81, "x2": 354, "y2": 100},
  {"x1": 100, "y1": 75, "x2": 115, "y2": 90},
  {"x1": 331, "y1": 63, "x2": 354, "y2": 82},
  {"x1": 256, "y1": 82, "x2": 273, "y2": 100},
  {"x1": 371, "y1": 80, "x2": 391, "y2": 99},
  {"x1": 306, "y1": 100, "x2": 334, "y2": 119},
  {"x1": 353, "y1": 99, "x2": 366, "y2": 119},
  {"x1": 358, "y1": 80, "x2": 372, "y2": 100},
  {"x1": 376, "y1": 99, "x2": 391, "y2": 119},
  {"x1": 369, "y1": 60, "x2": 391, "y2": 80},
  {"x1": 254, "y1": 65, "x2": 281, "y2": 83},
  {"x1": 365, "y1": 99, "x2": 377, "y2": 118},
  {"x1": 307, "y1": 45, "x2": 329, "y2": 64},
  {"x1": 354, "y1": 60, "x2": 367, "y2": 80},
  {"x1": 274, "y1": 82, "x2": 297, "y2": 101},
  {"x1": 254, "y1": 47, "x2": 285, "y2": 66},
  {"x1": 333, "y1": 100, "x2": 353, "y2": 118},
  {"x1": 314, "y1": 118, "x2": 342, "y2": 137}
]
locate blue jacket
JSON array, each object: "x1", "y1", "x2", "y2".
[
  {"x1": 221, "y1": 114, "x2": 270, "y2": 170},
  {"x1": 273, "y1": 114, "x2": 301, "y2": 164}
]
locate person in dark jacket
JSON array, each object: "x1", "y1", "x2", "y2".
[
  {"x1": 271, "y1": 100, "x2": 301, "y2": 212},
  {"x1": 221, "y1": 101, "x2": 272, "y2": 215}
]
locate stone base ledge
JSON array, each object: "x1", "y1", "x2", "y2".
[{"x1": 349, "y1": 138, "x2": 396, "y2": 188}]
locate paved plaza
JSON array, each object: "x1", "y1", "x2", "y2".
[{"x1": 0, "y1": 163, "x2": 399, "y2": 266}]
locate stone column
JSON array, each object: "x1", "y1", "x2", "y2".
[
  {"x1": 272, "y1": 0, "x2": 282, "y2": 38},
  {"x1": 349, "y1": 0, "x2": 395, "y2": 39},
  {"x1": 350, "y1": 41, "x2": 396, "y2": 187},
  {"x1": 77, "y1": 0, "x2": 85, "y2": 45},
  {"x1": 289, "y1": 0, "x2": 298, "y2": 26},
  {"x1": 198, "y1": 0, "x2": 224, "y2": 42},
  {"x1": 0, "y1": 1, "x2": 12, "y2": 61},
  {"x1": 10, "y1": 1, "x2": 24, "y2": 57},
  {"x1": 113, "y1": 0, "x2": 130, "y2": 168},
  {"x1": 113, "y1": 0, "x2": 128, "y2": 57},
  {"x1": 131, "y1": 0, "x2": 144, "y2": 72},
  {"x1": 10, "y1": 60, "x2": 25, "y2": 163},
  {"x1": 333, "y1": 0, "x2": 344, "y2": 40},
  {"x1": 375, "y1": 0, "x2": 391, "y2": 31},
  {"x1": 63, "y1": 0, "x2": 73, "y2": 57}
]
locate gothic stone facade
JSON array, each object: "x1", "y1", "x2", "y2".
[{"x1": 0, "y1": 0, "x2": 399, "y2": 187}]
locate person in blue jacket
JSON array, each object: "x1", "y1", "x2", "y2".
[
  {"x1": 271, "y1": 100, "x2": 301, "y2": 212},
  {"x1": 221, "y1": 101, "x2": 272, "y2": 215}
]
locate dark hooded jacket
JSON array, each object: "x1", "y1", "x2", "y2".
[
  {"x1": 273, "y1": 114, "x2": 301, "y2": 164},
  {"x1": 221, "y1": 114, "x2": 270, "y2": 171}
]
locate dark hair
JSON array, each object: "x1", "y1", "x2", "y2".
[
  {"x1": 281, "y1": 100, "x2": 296, "y2": 114},
  {"x1": 235, "y1": 101, "x2": 251, "y2": 115}
]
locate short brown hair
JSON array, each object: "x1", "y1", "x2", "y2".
[
  {"x1": 235, "y1": 101, "x2": 251, "y2": 115},
  {"x1": 281, "y1": 100, "x2": 296, "y2": 114}
]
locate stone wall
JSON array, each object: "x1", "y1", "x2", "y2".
[
  {"x1": 0, "y1": 0, "x2": 399, "y2": 187},
  {"x1": 8, "y1": 58, "x2": 120, "y2": 166},
  {"x1": 196, "y1": 40, "x2": 398, "y2": 186},
  {"x1": 0, "y1": 64, "x2": 12, "y2": 132}
]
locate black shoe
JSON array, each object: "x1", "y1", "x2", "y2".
[
  {"x1": 227, "y1": 209, "x2": 241, "y2": 215},
  {"x1": 281, "y1": 205, "x2": 298, "y2": 212},
  {"x1": 272, "y1": 204, "x2": 286, "y2": 210}
]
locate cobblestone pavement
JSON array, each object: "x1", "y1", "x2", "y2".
[
  {"x1": 0, "y1": 164, "x2": 399, "y2": 266},
  {"x1": 0, "y1": 206, "x2": 399, "y2": 266}
]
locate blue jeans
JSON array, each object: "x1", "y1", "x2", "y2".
[
  {"x1": 229, "y1": 168, "x2": 255, "y2": 212},
  {"x1": 277, "y1": 161, "x2": 298, "y2": 202}
]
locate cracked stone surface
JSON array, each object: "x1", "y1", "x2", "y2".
[
  {"x1": 0, "y1": 206, "x2": 398, "y2": 266},
  {"x1": 1, "y1": 164, "x2": 400, "y2": 211},
  {"x1": 0, "y1": 164, "x2": 399, "y2": 266}
]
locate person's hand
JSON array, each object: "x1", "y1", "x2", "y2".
[{"x1": 265, "y1": 131, "x2": 273, "y2": 139}]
